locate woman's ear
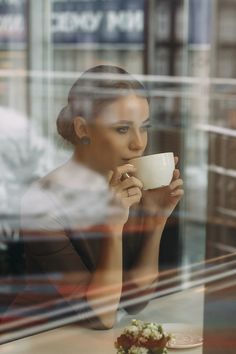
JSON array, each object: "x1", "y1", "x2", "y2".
[{"x1": 73, "y1": 116, "x2": 89, "y2": 139}]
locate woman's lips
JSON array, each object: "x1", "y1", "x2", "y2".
[{"x1": 122, "y1": 156, "x2": 141, "y2": 162}]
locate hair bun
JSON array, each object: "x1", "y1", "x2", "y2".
[{"x1": 56, "y1": 105, "x2": 76, "y2": 144}]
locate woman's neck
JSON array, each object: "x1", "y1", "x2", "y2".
[{"x1": 72, "y1": 148, "x2": 110, "y2": 180}]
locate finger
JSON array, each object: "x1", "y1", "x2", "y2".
[
  {"x1": 109, "y1": 164, "x2": 136, "y2": 186},
  {"x1": 107, "y1": 170, "x2": 114, "y2": 183},
  {"x1": 117, "y1": 189, "x2": 129, "y2": 199},
  {"x1": 174, "y1": 156, "x2": 179, "y2": 165},
  {"x1": 117, "y1": 186, "x2": 142, "y2": 199},
  {"x1": 173, "y1": 169, "x2": 180, "y2": 179},
  {"x1": 170, "y1": 189, "x2": 184, "y2": 197},
  {"x1": 120, "y1": 176, "x2": 143, "y2": 190},
  {"x1": 115, "y1": 184, "x2": 142, "y2": 199},
  {"x1": 114, "y1": 183, "x2": 142, "y2": 202},
  {"x1": 127, "y1": 186, "x2": 141, "y2": 197},
  {"x1": 169, "y1": 178, "x2": 183, "y2": 191},
  {"x1": 123, "y1": 192, "x2": 142, "y2": 207}
]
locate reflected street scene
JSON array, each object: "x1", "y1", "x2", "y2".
[{"x1": 0, "y1": 1, "x2": 236, "y2": 354}]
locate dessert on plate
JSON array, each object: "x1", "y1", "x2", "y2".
[{"x1": 115, "y1": 319, "x2": 172, "y2": 354}]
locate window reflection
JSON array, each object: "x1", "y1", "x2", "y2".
[{"x1": 0, "y1": 1, "x2": 235, "y2": 353}]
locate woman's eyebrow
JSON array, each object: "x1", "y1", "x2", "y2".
[
  {"x1": 110, "y1": 120, "x2": 133, "y2": 126},
  {"x1": 110, "y1": 118, "x2": 150, "y2": 126},
  {"x1": 142, "y1": 118, "x2": 151, "y2": 124}
]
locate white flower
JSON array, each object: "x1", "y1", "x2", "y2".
[
  {"x1": 117, "y1": 347, "x2": 126, "y2": 354},
  {"x1": 141, "y1": 325, "x2": 163, "y2": 340},
  {"x1": 142, "y1": 328, "x2": 151, "y2": 337},
  {"x1": 131, "y1": 319, "x2": 144, "y2": 329},
  {"x1": 124, "y1": 325, "x2": 140, "y2": 337},
  {"x1": 138, "y1": 336, "x2": 147, "y2": 344},
  {"x1": 116, "y1": 319, "x2": 171, "y2": 354},
  {"x1": 128, "y1": 346, "x2": 149, "y2": 354}
]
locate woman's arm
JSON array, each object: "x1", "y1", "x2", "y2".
[
  {"x1": 85, "y1": 226, "x2": 123, "y2": 328},
  {"x1": 126, "y1": 217, "x2": 166, "y2": 288},
  {"x1": 87, "y1": 164, "x2": 143, "y2": 327},
  {"x1": 122, "y1": 161, "x2": 184, "y2": 310},
  {"x1": 119, "y1": 215, "x2": 165, "y2": 315}
]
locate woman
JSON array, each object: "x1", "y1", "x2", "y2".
[{"x1": 12, "y1": 65, "x2": 183, "y2": 330}]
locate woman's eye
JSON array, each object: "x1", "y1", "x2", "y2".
[
  {"x1": 140, "y1": 124, "x2": 152, "y2": 131},
  {"x1": 116, "y1": 126, "x2": 129, "y2": 134}
]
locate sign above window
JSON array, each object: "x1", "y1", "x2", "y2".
[
  {"x1": 0, "y1": 0, "x2": 145, "y2": 50},
  {"x1": 52, "y1": 0, "x2": 145, "y2": 48},
  {"x1": 188, "y1": 0, "x2": 212, "y2": 48},
  {"x1": 0, "y1": 0, "x2": 26, "y2": 50}
]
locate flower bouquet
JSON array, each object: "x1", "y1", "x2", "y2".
[{"x1": 115, "y1": 319, "x2": 172, "y2": 354}]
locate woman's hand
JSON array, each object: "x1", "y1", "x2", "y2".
[
  {"x1": 108, "y1": 164, "x2": 143, "y2": 225},
  {"x1": 141, "y1": 156, "x2": 184, "y2": 221}
]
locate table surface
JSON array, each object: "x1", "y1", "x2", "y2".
[{"x1": 0, "y1": 287, "x2": 204, "y2": 354}]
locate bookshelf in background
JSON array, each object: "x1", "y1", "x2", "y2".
[
  {"x1": 206, "y1": 0, "x2": 236, "y2": 260},
  {"x1": 145, "y1": 0, "x2": 186, "y2": 269}
]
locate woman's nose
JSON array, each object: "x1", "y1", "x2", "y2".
[{"x1": 129, "y1": 131, "x2": 145, "y2": 151}]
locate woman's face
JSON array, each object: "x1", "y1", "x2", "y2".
[{"x1": 86, "y1": 94, "x2": 150, "y2": 174}]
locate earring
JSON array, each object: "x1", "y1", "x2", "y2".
[{"x1": 80, "y1": 136, "x2": 91, "y2": 145}]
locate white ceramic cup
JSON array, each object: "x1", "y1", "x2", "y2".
[{"x1": 129, "y1": 152, "x2": 175, "y2": 190}]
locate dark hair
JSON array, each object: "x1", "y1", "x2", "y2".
[{"x1": 56, "y1": 65, "x2": 149, "y2": 144}]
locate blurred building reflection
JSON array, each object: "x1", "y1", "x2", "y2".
[{"x1": 0, "y1": 0, "x2": 235, "y2": 351}]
